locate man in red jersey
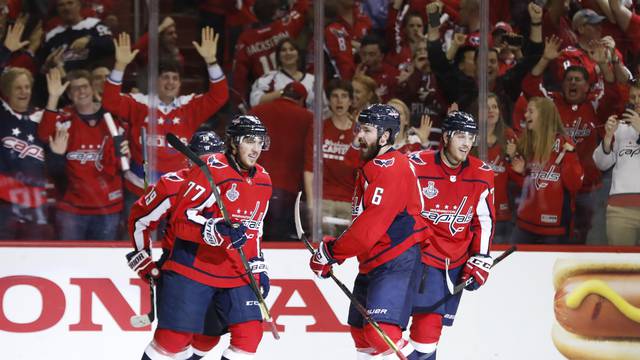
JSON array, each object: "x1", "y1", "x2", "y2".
[
  {"x1": 140, "y1": 115, "x2": 272, "y2": 360},
  {"x1": 309, "y1": 104, "x2": 429, "y2": 359},
  {"x1": 408, "y1": 111, "x2": 495, "y2": 360},
  {"x1": 249, "y1": 81, "x2": 311, "y2": 240},
  {"x1": 39, "y1": 68, "x2": 127, "y2": 240},
  {"x1": 231, "y1": 0, "x2": 309, "y2": 110},
  {"x1": 127, "y1": 131, "x2": 227, "y2": 360},
  {"x1": 102, "y1": 29, "x2": 229, "y2": 227}
]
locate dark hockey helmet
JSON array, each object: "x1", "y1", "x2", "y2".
[
  {"x1": 225, "y1": 115, "x2": 270, "y2": 150},
  {"x1": 357, "y1": 104, "x2": 401, "y2": 144},
  {"x1": 442, "y1": 111, "x2": 478, "y2": 135},
  {"x1": 188, "y1": 131, "x2": 225, "y2": 155}
]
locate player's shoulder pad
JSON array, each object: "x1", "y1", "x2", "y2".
[
  {"x1": 407, "y1": 150, "x2": 434, "y2": 166},
  {"x1": 205, "y1": 153, "x2": 229, "y2": 169},
  {"x1": 253, "y1": 163, "x2": 272, "y2": 185}
]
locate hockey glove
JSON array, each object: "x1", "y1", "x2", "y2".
[
  {"x1": 309, "y1": 241, "x2": 337, "y2": 279},
  {"x1": 126, "y1": 249, "x2": 160, "y2": 284},
  {"x1": 249, "y1": 256, "x2": 270, "y2": 298},
  {"x1": 460, "y1": 254, "x2": 493, "y2": 291},
  {"x1": 202, "y1": 218, "x2": 248, "y2": 249}
]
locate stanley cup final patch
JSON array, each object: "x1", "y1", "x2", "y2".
[
  {"x1": 226, "y1": 183, "x2": 240, "y2": 202},
  {"x1": 422, "y1": 181, "x2": 439, "y2": 199}
]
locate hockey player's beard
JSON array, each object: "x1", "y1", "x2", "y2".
[{"x1": 359, "y1": 140, "x2": 378, "y2": 162}]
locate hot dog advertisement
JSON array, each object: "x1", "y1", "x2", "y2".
[
  {"x1": 2, "y1": 244, "x2": 640, "y2": 359},
  {"x1": 552, "y1": 259, "x2": 640, "y2": 359}
]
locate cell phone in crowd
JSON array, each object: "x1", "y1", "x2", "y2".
[
  {"x1": 428, "y1": 11, "x2": 441, "y2": 28},
  {"x1": 505, "y1": 34, "x2": 524, "y2": 47},
  {"x1": 454, "y1": 24, "x2": 468, "y2": 34},
  {"x1": 621, "y1": 103, "x2": 636, "y2": 123}
]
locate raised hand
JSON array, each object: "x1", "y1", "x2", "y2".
[
  {"x1": 528, "y1": 2, "x2": 543, "y2": 24},
  {"x1": 46, "y1": 68, "x2": 69, "y2": 98},
  {"x1": 49, "y1": 126, "x2": 70, "y2": 155},
  {"x1": 543, "y1": 35, "x2": 562, "y2": 61},
  {"x1": 452, "y1": 33, "x2": 468, "y2": 48},
  {"x1": 414, "y1": 114, "x2": 433, "y2": 144},
  {"x1": 3, "y1": 20, "x2": 29, "y2": 52},
  {"x1": 604, "y1": 115, "x2": 619, "y2": 139},
  {"x1": 113, "y1": 32, "x2": 139, "y2": 70},
  {"x1": 27, "y1": 21, "x2": 43, "y2": 53},
  {"x1": 192, "y1": 26, "x2": 219, "y2": 64}
]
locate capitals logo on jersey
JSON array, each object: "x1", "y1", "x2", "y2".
[
  {"x1": 421, "y1": 196, "x2": 474, "y2": 236},
  {"x1": 373, "y1": 158, "x2": 395, "y2": 168},
  {"x1": 531, "y1": 165, "x2": 561, "y2": 190}
]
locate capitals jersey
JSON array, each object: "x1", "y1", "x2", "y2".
[
  {"x1": 522, "y1": 73, "x2": 618, "y2": 192},
  {"x1": 166, "y1": 153, "x2": 272, "y2": 288},
  {"x1": 128, "y1": 169, "x2": 189, "y2": 252},
  {"x1": 232, "y1": 0, "x2": 309, "y2": 104},
  {"x1": 103, "y1": 65, "x2": 228, "y2": 195},
  {"x1": 0, "y1": 100, "x2": 47, "y2": 208},
  {"x1": 331, "y1": 149, "x2": 429, "y2": 274},
  {"x1": 514, "y1": 134, "x2": 583, "y2": 236},
  {"x1": 324, "y1": 6, "x2": 372, "y2": 79},
  {"x1": 409, "y1": 151, "x2": 495, "y2": 269},
  {"x1": 38, "y1": 108, "x2": 123, "y2": 215}
]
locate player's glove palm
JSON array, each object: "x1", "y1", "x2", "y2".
[
  {"x1": 249, "y1": 256, "x2": 270, "y2": 298},
  {"x1": 460, "y1": 254, "x2": 493, "y2": 291},
  {"x1": 126, "y1": 249, "x2": 160, "y2": 284},
  {"x1": 309, "y1": 240, "x2": 338, "y2": 278}
]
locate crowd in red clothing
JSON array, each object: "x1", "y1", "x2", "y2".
[{"x1": 0, "y1": 0, "x2": 639, "y2": 245}]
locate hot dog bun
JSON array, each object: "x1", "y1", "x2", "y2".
[{"x1": 552, "y1": 259, "x2": 640, "y2": 359}]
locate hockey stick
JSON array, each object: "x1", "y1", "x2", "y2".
[
  {"x1": 417, "y1": 245, "x2": 517, "y2": 313},
  {"x1": 166, "y1": 133, "x2": 280, "y2": 340},
  {"x1": 130, "y1": 278, "x2": 156, "y2": 327},
  {"x1": 294, "y1": 192, "x2": 408, "y2": 360},
  {"x1": 129, "y1": 127, "x2": 156, "y2": 328}
]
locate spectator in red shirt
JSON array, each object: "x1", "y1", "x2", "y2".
[
  {"x1": 356, "y1": 33, "x2": 400, "y2": 102},
  {"x1": 40, "y1": 68, "x2": 128, "y2": 240},
  {"x1": 386, "y1": 0, "x2": 425, "y2": 68},
  {"x1": 324, "y1": 0, "x2": 372, "y2": 80},
  {"x1": 304, "y1": 79, "x2": 359, "y2": 236},
  {"x1": 250, "y1": 81, "x2": 312, "y2": 240},
  {"x1": 232, "y1": 0, "x2": 309, "y2": 111},
  {"x1": 509, "y1": 97, "x2": 583, "y2": 244}
]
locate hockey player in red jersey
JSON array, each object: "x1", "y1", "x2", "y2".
[
  {"x1": 140, "y1": 116, "x2": 272, "y2": 360},
  {"x1": 127, "y1": 131, "x2": 226, "y2": 360},
  {"x1": 103, "y1": 28, "x2": 228, "y2": 206},
  {"x1": 408, "y1": 111, "x2": 495, "y2": 360},
  {"x1": 309, "y1": 104, "x2": 429, "y2": 359}
]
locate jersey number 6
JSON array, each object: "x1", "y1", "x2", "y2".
[{"x1": 372, "y1": 187, "x2": 384, "y2": 205}]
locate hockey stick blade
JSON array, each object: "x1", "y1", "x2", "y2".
[
  {"x1": 130, "y1": 280, "x2": 156, "y2": 328},
  {"x1": 294, "y1": 192, "x2": 407, "y2": 360},
  {"x1": 130, "y1": 314, "x2": 152, "y2": 328},
  {"x1": 166, "y1": 133, "x2": 280, "y2": 340}
]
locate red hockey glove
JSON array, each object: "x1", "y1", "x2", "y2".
[
  {"x1": 460, "y1": 254, "x2": 493, "y2": 291},
  {"x1": 309, "y1": 240, "x2": 337, "y2": 278},
  {"x1": 126, "y1": 249, "x2": 160, "y2": 284}
]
